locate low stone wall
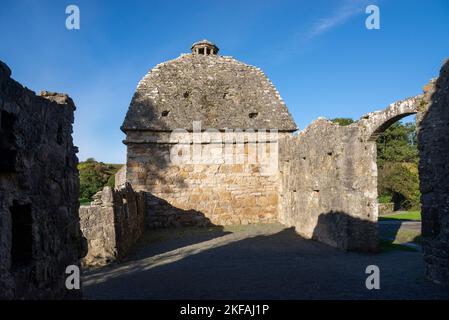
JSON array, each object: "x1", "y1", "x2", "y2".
[
  {"x1": 378, "y1": 203, "x2": 394, "y2": 215},
  {"x1": 418, "y1": 60, "x2": 449, "y2": 285},
  {"x1": 80, "y1": 184, "x2": 145, "y2": 266},
  {"x1": 0, "y1": 60, "x2": 85, "y2": 299}
]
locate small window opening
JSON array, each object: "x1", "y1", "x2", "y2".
[
  {"x1": 11, "y1": 202, "x2": 33, "y2": 269},
  {"x1": 199, "y1": 48, "x2": 205, "y2": 55},
  {"x1": 0, "y1": 111, "x2": 17, "y2": 173},
  {"x1": 1, "y1": 111, "x2": 15, "y2": 131},
  {"x1": 183, "y1": 91, "x2": 190, "y2": 99},
  {"x1": 249, "y1": 112, "x2": 258, "y2": 119},
  {"x1": 57, "y1": 125, "x2": 63, "y2": 145},
  {"x1": 162, "y1": 110, "x2": 170, "y2": 117}
]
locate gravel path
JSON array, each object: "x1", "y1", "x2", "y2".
[{"x1": 83, "y1": 223, "x2": 449, "y2": 300}]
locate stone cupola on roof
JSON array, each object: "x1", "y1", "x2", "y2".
[
  {"x1": 191, "y1": 39, "x2": 219, "y2": 55},
  {"x1": 122, "y1": 40, "x2": 297, "y2": 132}
]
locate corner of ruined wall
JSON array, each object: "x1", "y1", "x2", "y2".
[
  {"x1": 80, "y1": 183, "x2": 146, "y2": 267},
  {"x1": 278, "y1": 118, "x2": 379, "y2": 252},
  {"x1": 418, "y1": 58, "x2": 449, "y2": 285},
  {"x1": 278, "y1": 132, "x2": 301, "y2": 227},
  {"x1": 79, "y1": 188, "x2": 118, "y2": 267},
  {"x1": 114, "y1": 165, "x2": 127, "y2": 190},
  {"x1": 0, "y1": 60, "x2": 84, "y2": 299}
]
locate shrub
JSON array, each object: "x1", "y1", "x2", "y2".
[
  {"x1": 330, "y1": 118, "x2": 355, "y2": 126},
  {"x1": 378, "y1": 162, "x2": 421, "y2": 210},
  {"x1": 78, "y1": 159, "x2": 123, "y2": 201}
]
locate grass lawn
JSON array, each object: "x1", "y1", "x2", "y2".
[
  {"x1": 378, "y1": 212, "x2": 422, "y2": 252},
  {"x1": 80, "y1": 199, "x2": 91, "y2": 206},
  {"x1": 393, "y1": 229, "x2": 421, "y2": 244},
  {"x1": 379, "y1": 210, "x2": 421, "y2": 221},
  {"x1": 379, "y1": 229, "x2": 422, "y2": 252}
]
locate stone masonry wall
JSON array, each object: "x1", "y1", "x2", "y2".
[
  {"x1": 114, "y1": 165, "x2": 126, "y2": 189},
  {"x1": 0, "y1": 60, "x2": 86, "y2": 299},
  {"x1": 418, "y1": 60, "x2": 449, "y2": 285},
  {"x1": 279, "y1": 120, "x2": 379, "y2": 252},
  {"x1": 278, "y1": 95, "x2": 420, "y2": 252},
  {"x1": 80, "y1": 184, "x2": 145, "y2": 266},
  {"x1": 125, "y1": 131, "x2": 283, "y2": 227}
]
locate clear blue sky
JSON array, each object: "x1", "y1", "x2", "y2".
[{"x1": 1, "y1": 0, "x2": 448, "y2": 163}]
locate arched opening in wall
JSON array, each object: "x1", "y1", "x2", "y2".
[{"x1": 375, "y1": 114, "x2": 422, "y2": 251}]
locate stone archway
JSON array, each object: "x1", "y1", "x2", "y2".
[
  {"x1": 358, "y1": 96, "x2": 420, "y2": 142},
  {"x1": 356, "y1": 96, "x2": 421, "y2": 251},
  {"x1": 358, "y1": 96, "x2": 420, "y2": 216},
  {"x1": 344, "y1": 61, "x2": 449, "y2": 286}
]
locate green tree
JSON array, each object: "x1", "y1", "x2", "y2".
[
  {"x1": 78, "y1": 159, "x2": 123, "y2": 201},
  {"x1": 330, "y1": 118, "x2": 355, "y2": 126},
  {"x1": 378, "y1": 162, "x2": 420, "y2": 210},
  {"x1": 376, "y1": 122, "x2": 418, "y2": 168},
  {"x1": 376, "y1": 121, "x2": 420, "y2": 210}
]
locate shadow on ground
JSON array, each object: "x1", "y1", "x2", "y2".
[
  {"x1": 129, "y1": 225, "x2": 232, "y2": 260},
  {"x1": 83, "y1": 223, "x2": 447, "y2": 300}
]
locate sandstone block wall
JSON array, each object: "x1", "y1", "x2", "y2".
[
  {"x1": 0, "y1": 60, "x2": 86, "y2": 299},
  {"x1": 80, "y1": 184, "x2": 145, "y2": 266},
  {"x1": 418, "y1": 60, "x2": 449, "y2": 285},
  {"x1": 279, "y1": 120, "x2": 379, "y2": 252},
  {"x1": 125, "y1": 132, "x2": 283, "y2": 227}
]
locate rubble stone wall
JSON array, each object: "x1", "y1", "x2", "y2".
[
  {"x1": 278, "y1": 96, "x2": 420, "y2": 252},
  {"x1": 279, "y1": 120, "x2": 379, "y2": 252},
  {"x1": 0, "y1": 60, "x2": 85, "y2": 299},
  {"x1": 79, "y1": 184, "x2": 146, "y2": 266},
  {"x1": 418, "y1": 60, "x2": 449, "y2": 285}
]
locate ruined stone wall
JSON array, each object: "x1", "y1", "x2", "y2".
[
  {"x1": 0, "y1": 61, "x2": 86, "y2": 299},
  {"x1": 125, "y1": 131, "x2": 283, "y2": 227},
  {"x1": 80, "y1": 184, "x2": 146, "y2": 266},
  {"x1": 418, "y1": 60, "x2": 449, "y2": 285},
  {"x1": 114, "y1": 165, "x2": 126, "y2": 189},
  {"x1": 278, "y1": 95, "x2": 421, "y2": 252},
  {"x1": 279, "y1": 120, "x2": 379, "y2": 252}
]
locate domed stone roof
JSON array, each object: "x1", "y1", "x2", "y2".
[{"x1": 122, "y1": 41, "x2": 297, "y2": 132}]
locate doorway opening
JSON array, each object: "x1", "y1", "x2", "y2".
[
  {"x1": 375, "y1": 115, "x2": 421, "y2": 251},
  {"x1": 10, "y1": 202, "x2": 33, "y2": 270}
]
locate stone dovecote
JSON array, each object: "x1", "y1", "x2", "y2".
[{"x1": 122, "y1": 40, "x2": 297, "y2": 132}]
